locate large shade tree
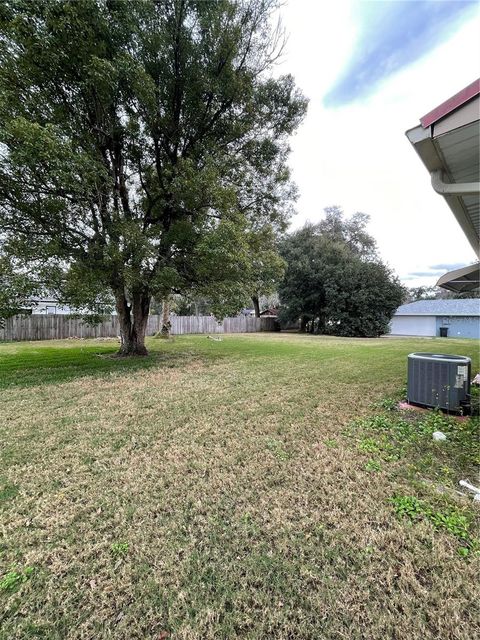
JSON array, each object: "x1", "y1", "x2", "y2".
[
  {"x1": 279, "y1": 207, "x2": 405, "y2": 337},
  {"x1": 0, "y1": 0, "x2": 306, "y2": 354}
]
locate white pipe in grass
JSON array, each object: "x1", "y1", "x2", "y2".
[{"x1": 459, "y1": 480, "x2": 480, "y2": 496}]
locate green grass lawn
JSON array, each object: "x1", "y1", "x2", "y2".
[{"x1": 0, "y1": 333, "x2": 479, "y2": 639}]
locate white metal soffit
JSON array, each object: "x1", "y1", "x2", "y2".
[
  {"x1": 406, "y1": 85, "x2": 480, "y2": 260},
  {"x1": 435, "y1": 263, "x2": 480, "y2": 293},
  {"x1": 433, "y1": 119, "x2": 480, "y2": 245}
]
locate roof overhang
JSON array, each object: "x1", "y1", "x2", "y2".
[
  {"x1": 435, "y1": 262, "x2": 480, "y2": 293},
  {"x1": 420, "y1": 78, "x2": 480, "y2": 128},
  {"x1": 406, "y1": 79, "x2": 480, "y2": 261}
]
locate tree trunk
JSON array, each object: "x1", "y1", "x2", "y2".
[
  {"x1": 160, "y1": 297, "x2": 171, "y2": 338},
  {"x1": 316, "y1": 313, "x2": 326, "y2": 335},
  {"x1": 252, "y1": 294, "x2": 260, "y2": 318},
  {"x1": 115, "y1": 290, "x2": 150, "y2": 356},
  {"x1": 300, "y1": 316, "x2": 308, "y2": 332}
]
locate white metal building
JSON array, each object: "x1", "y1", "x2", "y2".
[
  {"x1": 29, "y1": 295, "x2": 75, "y2": 315},
  {"x1": 390, "y1": 299, "x2": 480, "y2": 338}
]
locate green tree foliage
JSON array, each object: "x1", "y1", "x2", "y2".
[
  {"x1": 279, "y1": 207, "x2": 405, "y2": 337},
  {"x1": 405, "y1": 286, "x2": 438, "y2": 302},
  {"x1": 0, "y1": 0, "x2": 307, "y2": 354},
  {"x1": 406, "y1": 284, "x2": 480, "y2": 302},
  {"x1": 0, "y1": 255, "x2": 38, "y2": 321},
  {"x1": 247, "y1": 225, "x2": 285, "y2": 316}
]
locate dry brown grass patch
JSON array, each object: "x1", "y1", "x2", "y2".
[{"x1": 1, "y1": 334, "x2": 478, "y2": 639}]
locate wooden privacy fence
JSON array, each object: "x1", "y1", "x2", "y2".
[{"x1": 0, "y1": 314, "x2": 277, "y2": 341}]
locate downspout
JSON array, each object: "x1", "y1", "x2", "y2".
[{"x1": 431, "y1": 170, "x2": 480, "y2": 196}]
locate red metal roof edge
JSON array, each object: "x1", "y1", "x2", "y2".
[{"x1": 420, "y1": 78, "x2": 480, "y2": 129}]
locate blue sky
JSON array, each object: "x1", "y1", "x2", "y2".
[
  {"x1": 277, "y1": 0, "x2": 480, "y2": 287},
  {"x1": 324, "y1": 1, "x2": 478, "y2": 107}
]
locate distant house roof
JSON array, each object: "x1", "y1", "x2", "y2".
[
  {"x1": 260, "y1": 307, "x2": 278, "y2": 317},
  {"x1": 29, "y1": 295, "x2": 62, "y2": 304},
  {"x1": 395, "y1": 299, "x2": 480, "y2": 317}
]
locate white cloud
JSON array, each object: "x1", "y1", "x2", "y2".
[{"x1": 276, "y1": 1, "x2": 480, "y2": 288}]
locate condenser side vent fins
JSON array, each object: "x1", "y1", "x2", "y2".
[{"x1": 407, "y1": 352, "x2": 471, "y2": 414}]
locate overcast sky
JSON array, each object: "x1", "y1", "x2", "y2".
[{"x1": 275, "y1": 0, "x2": 480, "y2": 287}]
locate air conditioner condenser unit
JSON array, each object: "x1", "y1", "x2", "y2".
[{"x1": 407, "y1": 352, "x2": 471, "y2": 414}]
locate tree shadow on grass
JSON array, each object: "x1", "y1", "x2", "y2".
[{"x1": 0, "y1": 342, "x2": 224, "y2": 391}]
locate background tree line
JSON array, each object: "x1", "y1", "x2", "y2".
[
  {"x1": 148, "y1": 206, "x2": 409, "y2": 339},
  {"x1": 277, "y1": 207, "x2": 405, "y2": 337},
  {"x1": 3, "y1": 1, "x2": 464, "y2": 343}
]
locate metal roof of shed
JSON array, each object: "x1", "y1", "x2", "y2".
[
  {"x1": 395, "y1": 299, "x2": 480, "y2": 316},
  {"x1": 436, "y1": 263, "x2": 480, "y2": 292}
]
